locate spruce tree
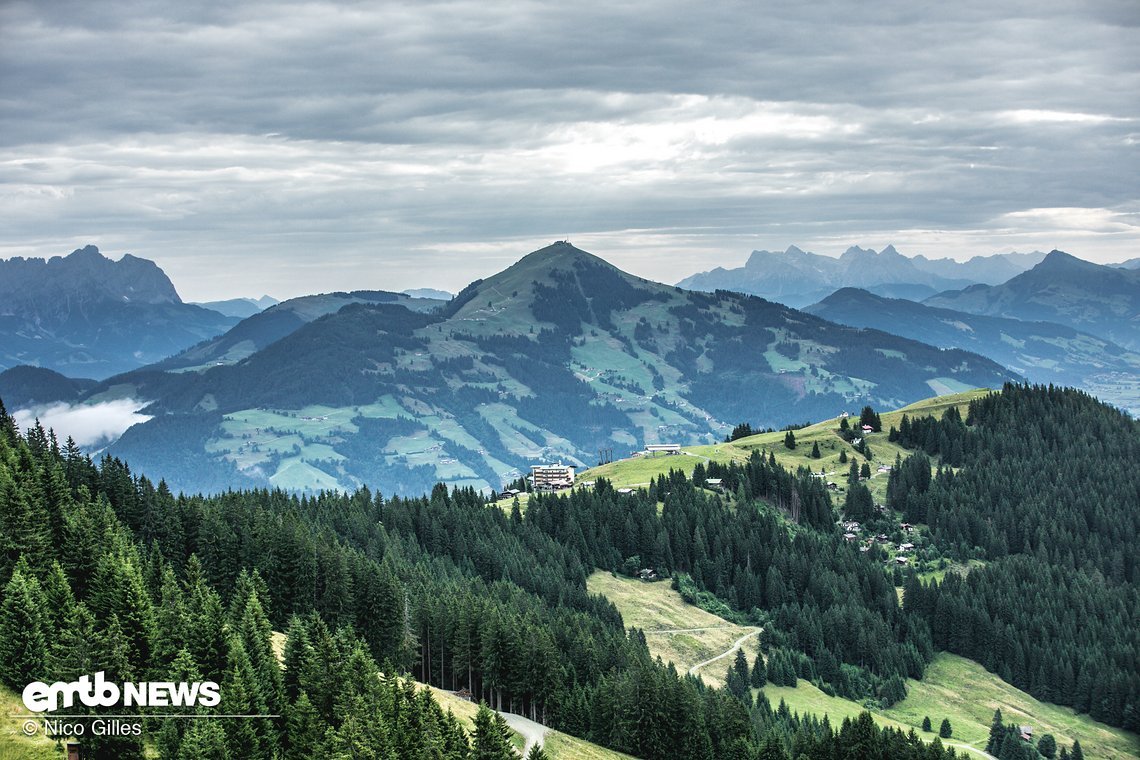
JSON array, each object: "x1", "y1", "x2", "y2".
[
  {"x1": 939, "y1": 718, "x2": 952, "y2": 738},
  {"x1": 839, "y1": 449, "x2": 848, "y2": 464},
  {"x1": 48, "y1": 603, "x2": 98, "y2": 682},
  {"x1": 986, "y1": 709, "x2": 1003, "y2": 753},
  {"x1": 922, "y1": 716, "x2": 932, "y2": 732},
  {"x1": 1038, "y1": 734, "x2": 1057, "y2": 759},
  {"x1": 733, "y1": 647, "x2": 750, "y2": 683},
  {"x1": 810, "y1": 442, "x2": 821, "y2": 459},
  {"x1": 0, "y1": 566, "x2": 46, "y2": 687},
  {"x1": 284, "y1": 691, "x2": 326, "y2": 760},
  {"x1": 41, "y1": 560, "x2": 76, "y2": 634},
  {"x1": 784, "y1": 430, "x2": 796, "y2": 450},
  {"x1": 472, "y1": 703, "x2": 514, "y2": 760},
  {"x1": 751, "y1": 652, "x2": 766, "y2": 687},
  {"x1": 174, "y1": 720, "x2": 228, "y2": 760}
]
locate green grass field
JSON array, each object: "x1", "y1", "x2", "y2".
[
  {"x1": 429, "y1": 682, "x2": 641, "y2": 759},
  {"x1": 579, "y1": 389, "x2": 994, "y2": 508},
  {"x1": 542, "y1": 731, "x2": 640, "y2": 759},
  {"x1": 587, "y1": 571, "x2": 760, "y2": 690},
  {"x1": 763, "y1": 654, "x2": 1139, "y2": 760},
  {"x1": 888, "y1": 654, "x2": 1139, "y2": 760},
  {"x1": 0, "y1": 686, "x2": 68, "y2": 760}
]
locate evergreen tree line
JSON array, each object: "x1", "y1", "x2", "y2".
[
  {"x1": 0, "y1": 398, "x2": 971, "y2": 759},
  {"x1": 986, "y1": 709, "x2": 1083, "y2": 760},
  {"x1": 886, "y1": 385, "x2": 1140, "y2": 730},
  {"x1": 526, "y1": 470, "x2": 929, "y2": 706},
  {"x1": 0, "y1": 404, "x2": 518, "y2": 759}
]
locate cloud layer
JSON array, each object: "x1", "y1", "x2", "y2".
[
  {"x1": 1, "y1": 0, "x2": 1137, "y2": 298},
  {"x1": 12, "y1": 400, "x2": 152, "y2": 449}
]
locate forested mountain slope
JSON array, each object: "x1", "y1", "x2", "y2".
[
  {"x1": 97, "y1": 242, "x2": 1015, "y2": 495},
  {"x1": 887, "y1": 385, "x2": 1140, "y2": 731},
  {"x1": 0, "y1": 398, "x2": 970, "y2": 760},
  {"x1": 806, "y1": 288, "x2": 1140, "y2": 414},
  {"x1": 156, "y1": 289, "x2": 445, "y2": 372},
  {"x1": 925, "y1": 251, "x2": 1140, "y2": 351}
]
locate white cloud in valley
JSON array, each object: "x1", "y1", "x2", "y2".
[{"x1": 12, "y1": 400, "x2": 152, "y2": 449}]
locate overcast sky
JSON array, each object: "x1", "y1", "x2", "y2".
[{"x1": 1, "y1": 0, "x2": 1137, "y2": 300}]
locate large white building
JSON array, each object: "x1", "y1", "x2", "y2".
[
  {"x1": 644, "y1": 443, "x2": 681, "y2": 455},
  {"x1": 530, "y1": 463, "x2": 575, "y2": 491}
]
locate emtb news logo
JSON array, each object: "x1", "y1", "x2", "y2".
[{"x1": 22, "y1": 672, "x2": 221, "y2": 713}]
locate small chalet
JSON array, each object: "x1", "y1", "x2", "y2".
[
  {"x1": 617, "y1": 487, "x2": 635, "y2": 495},
  {"x1": 862, "y1": 424, "x2": 874, "y2": 432},
  {"x1": 899, "y1": 542, "x2": 915, "y2": 552},
  {"x1": 826, "y1": 482, "x2": 839, "y2": 491},
  {"x1": 843, "y1": 532, "x2": 858, "y2": 542},
  {"x1": 895, "y1": 556, "x2": 909, "y2": 565},
  {"x1": 876, "y1": 534, "x2": 891, "y2": 543},
  {"x1": 639, "y1": 568, "x2": 658, "y2": 581},
  {"x1": 900, "y1": 522, "x2": 913, "y2": 533},
  {"x1": 705, "y1": 478, "x2": 724, "y2": 490},
  {"x1": 1019, "y1": 726, "x2": 1033, "y2": 742}
]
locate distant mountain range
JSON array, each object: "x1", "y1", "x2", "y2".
[
  {"x1": 0, "y1": 246, "x2": 238, "y2": 378},
  {"x1": 677, "y1": 245, "x2": 1047, "y2": 307},
  {"x1": 924, "y1": 251, "x2": 1140, "y2": 351},
  {"x1": 156, "y1": 290, "x2": 447, "y2": 372},
  {"x1": 1116, "y1": 258, "x2": 1140, "y2": 270},
  {"x1": 402, "y1": 287, "x2": 454, "y2": 300},
  {"x1": 191, "y1": 295, "x2": 279, "y2": 319},
  {"x1": 807, "y1": 287, "x2": 1140, "y2": 415},
  {"x1": 89, "y1": 242, "x2": 1015, "y2": 495}
]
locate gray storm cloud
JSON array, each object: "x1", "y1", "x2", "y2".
[
  {"x1": 0, "y1": 0, "x2": 1137, "y2": 299},
  {"x1": 13, "y1": 400, "x2": 152, "y2": 449}
]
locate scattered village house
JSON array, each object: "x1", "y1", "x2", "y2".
[{"x1": 530, "y1": 463, "x2": 575, "y2": 492}]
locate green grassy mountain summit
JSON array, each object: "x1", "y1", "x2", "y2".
[{"x1": 99, "y1": 242, "x2": 1017, "y2": 495}]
